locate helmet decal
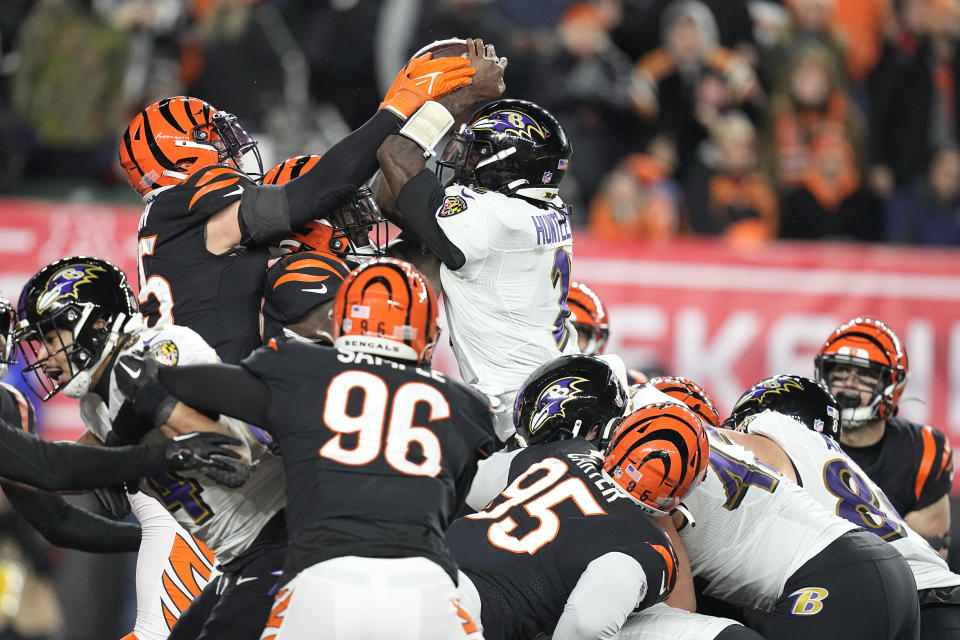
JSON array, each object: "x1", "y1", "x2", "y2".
[
  {"x1": 745, "y1": 376, "x2": 804, "y2": 403},
  {"x1": 529, "y1": 376, "x2": 589, "y2": 435},
  {"x1": 37, "y1": 264, "x2": 107, "y2": 314},
  {"x1": 470, "y1": 110, "x2": 547, "y2": 141}
]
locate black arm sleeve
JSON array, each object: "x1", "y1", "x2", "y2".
[
  {"x1": 396, "y1": 169, "x2": 466, "y2": 270},
  {"x1": 0, "y1": 421, "x2": 169, "y2": 491},
  {"x1": 3, "y1": 483, "x2": 141, "y2": 553},
  {"x1": 239, "y1": 110, "x2": 404, "y2": 244},
  {"x1": 159, "y1": 364, "x2": 270, "y2": 427}
]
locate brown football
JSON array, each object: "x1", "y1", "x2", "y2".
[{"x1": 410, "y1": 38, "x2": 469, "y2": 61}]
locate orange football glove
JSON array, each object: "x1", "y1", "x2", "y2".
[{"x1": 379, "y1": 53, "x2": 476, "y2": 119}]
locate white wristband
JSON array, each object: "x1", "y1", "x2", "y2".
[{"x1": 399, "y1": 101, "x2": 455, "y2": 157}]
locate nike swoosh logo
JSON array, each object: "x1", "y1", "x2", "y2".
[
  {"x1": 413, "y1": 70, "x2": 443, "y2": 94},
  {"x1": 236, "y1": 576, "x2": 258, "y2": 585},
  {"x1": 301, "y1": 286, "x2": 327, "y2": 294},
  {"x1": 117, "y1": 360, "x2": 141, "y2": 379},
  {"x1": 223, "y1": 186, "x2": 244, "y2": 198}
]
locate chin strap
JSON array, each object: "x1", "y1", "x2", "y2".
[
  {"x1": 925, "y1": 531, "x2": 952, "y2": 551},
  {"x1": 62, "y1": 312, "x2": 143, "y2": 399}
]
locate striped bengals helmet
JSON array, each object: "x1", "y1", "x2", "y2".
[
  {"x1": 815, "y1": 318, "x2": 908, "y2": 428},
  {"x1": 647, "y1": 376, "x2": 721, "y2": 428},
  {"x1": 119, "y1": 96, "x2": 261, "y2": 197},
  {"x1": 332, "y1": 258, "x2": 439, "y2": 364},
  {"x1": 265, "y1": 154, "x2": 385, "y2": 259},
  {"x1": 567, "y1": 282, "x2": 609, "y2": 355},
  {"x1": 603, "y1": 402, "x2": 709, "y2": 515}
]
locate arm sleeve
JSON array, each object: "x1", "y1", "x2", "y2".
[
  {"x1": 916, "y1": 426, "x2": 954, "y2": 509},
  {"x1": 552, "y1": 552, "x2": 648, "y2": 640},
  {"x1": 396, "y1": 170, "x2": 467, "y2": 269},
  {"x1": 239, "y1": 110, "x2": 404, "y2": 244},
  {"x1": 158, "y1": 363, "x2": 270, "y2": 427},
  {"x1": 3, "y1": 483, "x2": 141, "y2": 553},
  {"x1": 0, "y1": 421, "x2": 169, "y2": 491}
]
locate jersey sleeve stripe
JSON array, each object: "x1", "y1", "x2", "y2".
[
  {"x1": 273, "y1": 273, "x2": 331, "y2": 288},
  {"x1": 189, "y1": 174, "x2": 242, "y2": 210},
  {"x1": 915, "y1": 425, "x2": 938, "y2": 501},
  {"x1": 287, "y1": 258, "x2": 351, "y2": 277}
]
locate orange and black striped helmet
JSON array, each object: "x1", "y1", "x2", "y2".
[
  {"x1": 647, "y1": 376, "x2": 721, "y2": 428},
  {"x1": 567, "y1": 282, "x2": 609, "y2": 355},
  {"x1": 263, "y1": 154, "x2": 322, "y2": 185},
  {"x1": 603, "y1": 402, "x2": 709, "y2": 515},
  {"x1": 265, "y1": 154, "x2": 385, "y2": 259},
  {"x1": 332, "y1": 258, "x2": 439, "y2": 364},
  {"x1": 815, "y1": 317, "x2": 908, "y2": 427},
  {"x1": 119, "y1": 96, "x2": 260, "y2": 197}
]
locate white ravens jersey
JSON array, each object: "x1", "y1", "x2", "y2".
[
  {"x1": 745, "y1": 410, "x2": 960, "y2": 591},
  {"x1": 436, "y1": 185, "x2": 579, "y2": 393},
  {"x1": 679, "y1": 429, "x2": 856, "y2": 611},
  {"x1": 79, "y1": 323, "x2": 285, "y2": 565}
]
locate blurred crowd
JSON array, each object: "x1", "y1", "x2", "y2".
[{"x1": 2, "y1": 0, "x2": 960, "y2": 248}]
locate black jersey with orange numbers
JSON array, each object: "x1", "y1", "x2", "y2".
[
  {"x1": 261, "y1": 251, "x2": 354, "y2": 340},
  {"x1": 137, "y1": 164, "x2": 267, "y2": 363},
  {"x1": 0, "y1": 382, "x2": 35, "y2": 434},
  {"x1": 842, "y1": 417, "x2": 954, "y2": 515},
  {"x1": 446, "y1": 438, "x2": 678, "y2": 640},
  {"x1": 239, "y1": 338, "x2": 498, "y2": 583}
]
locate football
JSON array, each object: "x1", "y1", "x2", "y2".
[{"x1": 410, "y1": 38, "x2": 469, "y2": 61}]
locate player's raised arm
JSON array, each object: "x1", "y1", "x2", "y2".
[{"x1": 213, "y1": 39, "x2": 503, "y2": 254}]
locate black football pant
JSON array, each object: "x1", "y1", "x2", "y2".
[
  {"x1": 919, "y1": 585, "x2": 960, "y2": 639},
  {"x1": 169, "y1": 513, "x2": 287, "y2": 640},
  {"x1": 754, "y1": 530, "x2": 920, "y2": 640}
]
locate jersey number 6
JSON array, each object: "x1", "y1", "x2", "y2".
[{"x1": 319, "y1": 370, "x2": 447, "y2": 477}]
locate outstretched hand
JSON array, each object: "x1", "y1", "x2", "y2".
[{"x1": 164, "y1": 432, "x2": 251, "y2": 488}]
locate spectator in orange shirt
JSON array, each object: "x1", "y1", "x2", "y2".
[
  {"x1": 830, "y1": 0, "x2": 892, "y2": 85},
  {"x1": 589, "y1": 152, "x2": 679, "y2": 242},
  {"x1": 630, "y1": 0, "x2": 759, "y2": 177},
  {"x1": 686, "y1": 111, "x2": 779, "y2": 244},
  {"x1": 765, "y1": 45, "x2": 882, "y2": 240}
]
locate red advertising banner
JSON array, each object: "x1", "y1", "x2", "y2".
[{"x1": 4, "y1": 198, "x2": 960, "y2": 492}]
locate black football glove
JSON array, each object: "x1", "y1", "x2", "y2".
[
  {"x1": 114, "y1": 352, "x2": 179, "y2": 432},
  {"x1": 92, "y1": 484, "x2": 132, "y2": 519},
  {"x1": 163, "y1": 432, "x2": 251, "y2": 489}
]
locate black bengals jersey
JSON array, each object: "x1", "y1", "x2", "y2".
[
  {"x1": 138, "y1": 164, "x2": 267, "y2": 363},
  {"x1": 447, "y1": 438, "x2": 678, "y2": 640},
  {"x1": 261, "y1": 251, "x2": 353, "y2": 340},
  {"x1": 0, "y1": 382, "x2": 35, "y2": 434},
  {"x1": 239, "y1": 338, "x2": 498, "y2": 583},
  {"x1": 842, "y1": 417, "x2": 954, "y2": 515}
]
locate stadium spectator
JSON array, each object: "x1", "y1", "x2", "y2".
[
  {"x1": 10, "y1": 0, "x2": 128, "y2": 181},
  {"x1": 685, "y1": 110, "x2": 779, "y2": 243},
  {"x1": 589, "y1": 152, "x2": 680, "y2": 242},
  {"x1": 629, "y1": 0, "x2": 760, "y2": 178},
  {"x1": 764, "y1": 44, "x2": 881, "y2": 240},
  {"x1": 871, "y1": 0, "x2": 960, "y2": 190},
  {"x1": 531, "y1": 2, "x2": 639, "y2": 207},
  {"x1": 829, "y1": 0, "x2": 892, "y2": 86},
  {"x1": 762, "y1": 0, "x2": 847, "y2": 90},
  {"x1": 886, "y1": 144, "x2": 960, "y2": 245}
]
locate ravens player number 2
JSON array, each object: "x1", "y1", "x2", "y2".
[
  {"x1": 320, "y1": 370, "x2": 447, "y2": 476},
  {"x1": 467, "y1": 457, "x2": 605, "y2": 554},
  {"x1": 550, "y1": 248, "x2": 573, "y2": 350}
]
